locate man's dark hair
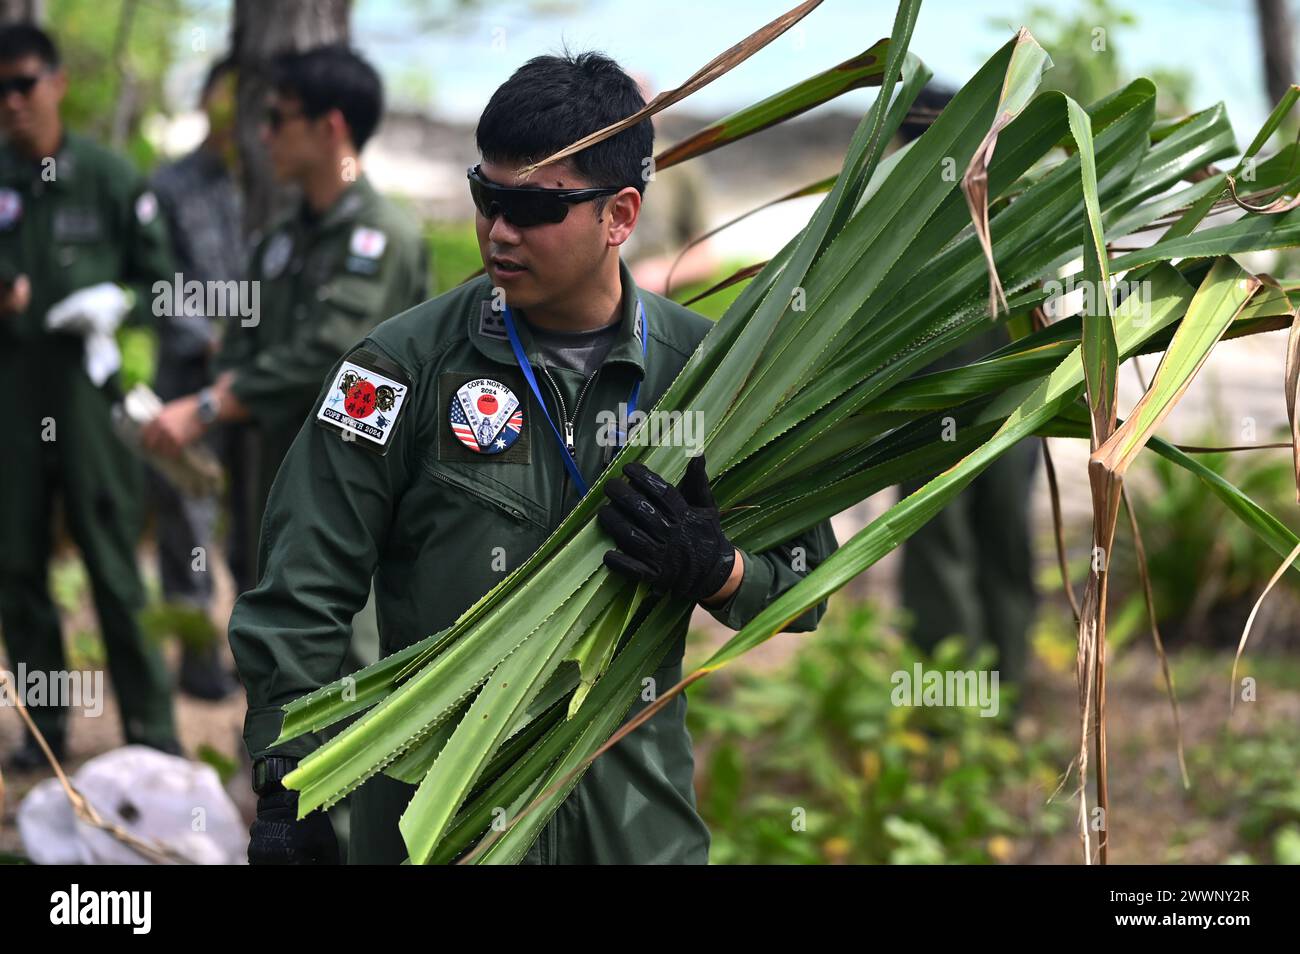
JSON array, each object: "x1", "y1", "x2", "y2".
[
  {"x1": 199, "y1": 54, "x2": 237, "y2": 106},
  {"x1": 476, "y1": 50, "x2": 653, "y2": 196},
  {"x1": 269, "y1": 45, "x2": 383, "y2": 150},
  {"x1": 0, "y1": 23, "x2": 60, "y2": 69}
]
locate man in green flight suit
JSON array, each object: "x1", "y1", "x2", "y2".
[
  {"x1": 142, "y1": 45, "x2": 427, "y2": 584},
  {"x1": 0, "y1": 24, "x2": 179, "y2": 767},
  {"x1": 229, "y1": 51, "x2": 838, "y2": 865}
]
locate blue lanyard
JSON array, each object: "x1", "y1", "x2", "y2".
[{"x1": 502, "y1": 298, "x2": 648, "y2": 498}]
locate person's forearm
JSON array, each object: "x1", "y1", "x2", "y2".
[{"x1": 211, "y1": 371, "x2": 252, "y2": 423}]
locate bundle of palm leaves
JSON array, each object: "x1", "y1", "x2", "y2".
[{"x1": 278, "y1": 0, "x2": 1300, "y2": 863}]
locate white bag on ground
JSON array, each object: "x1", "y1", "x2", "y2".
[{"x1": 17, "y1": 745, "x2": 247, "y2": 865}]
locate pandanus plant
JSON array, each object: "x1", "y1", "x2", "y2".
[{"x1": 277, "y1": 0, "x2": 1300, "y2": 863}]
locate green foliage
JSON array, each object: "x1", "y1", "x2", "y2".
[
  {"x1": 1187, "y1": 720, "x2": 1300, "y2": 863},
  {"x1": 1114, "y1": 443, "x2": 1300, "y2": 641},
  {"x1": 996, "y1": 0, "x2": 1192, "y2": 117},
  {"x1": 197, "y1": 743, "x2": 239, "y2": 783},
  {"x1": 686, "y1": 603, "x2": 1070, "y2": 864},
  {"x1": 669, "y1": 264, "x2": 752, "y2": 321},
  {"x1": 50, "y1": 557, "x2": 89, "y2": 616},
  {"x1": 139, "y1": 601, "x2": 217, "y2": 651},
  {"x1": 116, "y1": 325, "x2": 157, "y2": 392},
  {"x1": 47, "y1": 0, "x2": 196, "y2": 168},
  {"x1": 426, "y1": 222, "x2": 482, "y2": 296}
]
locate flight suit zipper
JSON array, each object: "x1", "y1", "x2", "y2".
[
  {"x1": 541, "y1": 364, "x2": 600, "y2": 508},
  {"x1": 541, "y1": 364, "x2": 599, "y2": 458}
]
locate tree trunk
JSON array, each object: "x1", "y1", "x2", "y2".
[
  {"x1": 107, "y1": 0, "x2": 141, "y2": 150},
  {"x1": 0, "y1": 0, "x2": 43, "y2": 23},
  {"x1": 1256, "y1": 0, "x2": 1295, "y2": 107},
  {"x1": 230, "y1": 0, "x2": 351, "y2": 233}
]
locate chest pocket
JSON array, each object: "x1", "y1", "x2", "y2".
[
  {"x1": 53, "y1": 205, "x2": 105, "y2": 244},
  {"x1": 52, "y1": 205, "x2": 114, "y2": 283},
  {"x1": 421, "y1": 454, "x2": 549, "y2": 531}
]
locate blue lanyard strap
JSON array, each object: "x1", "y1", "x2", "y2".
[{"x1": 502, "y1": 297, "x2": 648, "y2": 498}]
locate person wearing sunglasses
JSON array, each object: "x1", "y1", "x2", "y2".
[
  {"x1": 141, "y1": 45, "x2": 426, "y2": 713},
  {"x1": 0, "y1": 24, "x2": 182, "y2": 770},
  {"x1": 138, "y1": 44, "x2": 424, "y2": 864},
  {"x1": 229, "y1": 50, "x2": 837, "y2": 866}
]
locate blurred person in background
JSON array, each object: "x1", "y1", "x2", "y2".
[
  {"x1": 146, "y1": 54, "x2": 246, "y2": 701},
  {"x1": 896, "y1": 85, "x2": 1038, "y2": 698},
  {"x1": 141, "y1": 44, "x2": 428, "y2": 755},
  {"x1": 0, "y1": 24, "x2": 180, "y2": 768},
  {"x1": 143, "y1": 46, "x2": 426, "y2": 574}
]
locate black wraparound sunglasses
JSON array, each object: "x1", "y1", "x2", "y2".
[
  {"x1": 0, "y1": 73, "x2": 46, "y2": 98},
  {"x1": 467, "y1": 164, "x2": 620, "y2": 227}
]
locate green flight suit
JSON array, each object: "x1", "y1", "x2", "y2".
[
  {"x1": 215, "y1": 173, "x2": 428, "y2": 538},
  {"x1": 899, "y1": 329, "x2": 1038, "y2": 689},
  {"x1": 229, "y1": 259, "x2": 838, "y2": 864},
  {"x1": 0, "y1": 132, "x2": 177, "y2": 748}
]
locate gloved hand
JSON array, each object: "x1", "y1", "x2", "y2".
[
  {"x1": 248, "y1": 789, "x2": 341, "y2": 865},
  {"x1": 598, "y1": 454, "x2": 737, "y2": 604},
  {"x1": 45, "y1": 282, "x2": 131, "y2": 387}
]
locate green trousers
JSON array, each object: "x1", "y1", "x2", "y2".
[
  {"x1": 0, "y1": 348, "x2": 175, "y2": 748},
  {"x1": 900, "y1": 436, "x2": 1038, "y2": 687}
]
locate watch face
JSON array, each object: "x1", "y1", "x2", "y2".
[{"x1": 198, "y1": 391, "x2": 219, "y2": 424}]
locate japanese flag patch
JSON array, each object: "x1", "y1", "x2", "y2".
[
  {"x1": 349, "y1": 226, "x2": 387, "y2": 259},
  {"x1": 317, "y1": 351, "x2": 411, "y2": 454}
]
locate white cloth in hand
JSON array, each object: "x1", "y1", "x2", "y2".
[{"x1": 45, "y1": 283, "x2": 131, "y2": 386}]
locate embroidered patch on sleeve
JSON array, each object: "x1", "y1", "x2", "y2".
[
  {"x1": 135, "y1": 191, "x2": 159, "y2": 226},
  {"x1": 316, "y1": 349, "x2": 412, "y2": 454},
  {"x1": 349, "y1": 226, "x2": 387, "y2": 258}
]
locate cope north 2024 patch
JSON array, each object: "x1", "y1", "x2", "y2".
[
  {"x1": 316, "y1": 350, "x2": 411, "y2": 454},
  {"x1": 437, "y1": 369, "x2": 531, "y2": 464}
]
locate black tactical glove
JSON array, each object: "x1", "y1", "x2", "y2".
[
  {"x1": 249, "y1": 773, "x2": 340, "y2": 865},
  {"x1": 598, "y1": 454, "x2": 737, "y2": 603}
]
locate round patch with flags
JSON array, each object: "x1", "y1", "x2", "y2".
[
  {"x1": 261, "y1": 232, "x2": 293, "y2": 279},
  {"x1": 450, "y1": 378, "x2": 523, "y2": 455},
  {"x1": 0, "y1": 188, "x2": 22, "y2": 230},
  {"x1": 135, "y1": 190, "x2": 158, "y2": 226}
]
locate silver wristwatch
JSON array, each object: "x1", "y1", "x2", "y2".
[{"x1": 196, "y1": 387, "x2": 221, "y2": 425}]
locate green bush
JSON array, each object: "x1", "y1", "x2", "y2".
[{"x1": 686, "y1": 602, "x2": 1071, "y2": 863}]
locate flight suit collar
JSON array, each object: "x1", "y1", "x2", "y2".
[
  {"x1": 311, "y1": 172, "x2": 377, "y2": 232},
  {"x1": 466, "y1": 258, "x2": 648, "y2": 380},
  {"x1": 0, "y1": 129, "x2": 82, "y2": 190}
]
